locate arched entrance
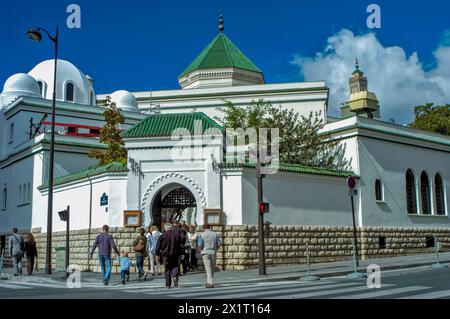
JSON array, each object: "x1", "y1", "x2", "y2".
[
  {"x1": 151, "y1": 184, "x2": 198, "y2": 229},
  {"x1": 141, "y1": 172, "x2": 207, "y2": 227}
]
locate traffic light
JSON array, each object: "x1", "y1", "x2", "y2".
[{"x1": 259, "y1": 202, "x2": 269, "y2": 214}]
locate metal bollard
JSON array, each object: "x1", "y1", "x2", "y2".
[
  {"x1": 299, "y1": 242, "x2": 320, "y2": 282},
  {"x1": 346, "y1": 239, "x2": 366, "y2": 280},
  {"x1": 431, "y1": 236, "x2": 448, "y2": 269}
]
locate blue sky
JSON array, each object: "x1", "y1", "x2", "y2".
[{"x1": 1, "y1": 0, "x2": 449, "y2": 122}]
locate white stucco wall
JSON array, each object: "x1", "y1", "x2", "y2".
[
  {"x1": 39, "y1": 175, "x2": 127, "y2": 232},
  {"x1": 240, "y1": 170, "x2": 358, "y2": 226},
  {"x1": 0, "y1": 155, "x2": 35, "y2": 233},
  {"x1": 221, "y1": 170, "x2": 244, "y2": 225},
  {"x1": 100, "y1": 82, "x2": 329, "y2": 124},
  {"x1": 357, "y1": 136, "x2": 450, "y2": 227}
]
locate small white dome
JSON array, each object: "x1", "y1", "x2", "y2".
[
  {"x1": 110, "y1": 90, "x2": 139, "y2": 112},
  {"x1": 2, "y1": 73, "x2": 41, "y2": 97},
  {"x1": 28, "y1": 59, "x2": 96, "y2": 106}
]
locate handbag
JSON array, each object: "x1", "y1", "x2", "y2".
[
  {"x1": 134, "y1": 239, "x2": 145, "y2": 252},
  {"x1": 35, "y1": 256, "x2": 39, "y2": 271}
]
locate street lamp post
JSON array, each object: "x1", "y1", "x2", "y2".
[{"x1": 28, "y1": 25, "x2": 59, "y2": 275}]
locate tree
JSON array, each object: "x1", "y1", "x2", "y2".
[
  {"x1": 89, "y1": 96, "x2": 127, "y2": 166},
  {"x1": 410, "y1": 103, "x2": 450, "y2": 136},
  {"x1": 216, "y1": 100, "x2": 351, "y2": 170}
]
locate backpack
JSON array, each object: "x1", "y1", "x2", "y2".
[{"x1": 12, "y1": 234, "x2": 24, "y2": 257}]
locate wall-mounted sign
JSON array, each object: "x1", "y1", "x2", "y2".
[
  {"x1": 346, "y1": 176, "x2": 356, "y2": 189},
  {"x1": 100, "y1": 193, "x2": 108, "y2": 206},
  {"x1": 204, "y1": 209, "x2": 222, "y2": 226},
  {"x1": 123, "y1": 210, "x2": 142, "y2": 227}
]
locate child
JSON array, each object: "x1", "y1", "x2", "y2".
[{"x1": 118, "y1": 251, "x2": 131, "y2": 285}]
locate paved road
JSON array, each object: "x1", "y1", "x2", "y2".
[{"x1": 1, "y1": 266, "x2": 450, "y2": 299}]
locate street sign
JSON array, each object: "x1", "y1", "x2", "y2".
[
  {"x1": 347, "y1": 176, "x2": 356, "y2": 189},
  {"x1": 58, "y1": 208, "x2": 69, "y2": 221},
  {"x1": 100, "y1": 193, "x2": 108, "y2": 206}
]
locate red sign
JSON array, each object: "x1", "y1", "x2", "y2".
[{"x1": 347, "y1": 176, "x2": 356, "y2": 189}]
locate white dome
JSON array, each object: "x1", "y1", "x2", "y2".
[
  {"x1": 28, "y1": 59, "x2": 96, "y2": 106},
  {"x1": 2, "y1": 73, "x2": 41, "y2": 97},
  {"x1": 1, "y1": 73, "x2": 41, "y2": 108},
  {"x1": 110, "y1": 90, "x2": 139, "y2": 112}
]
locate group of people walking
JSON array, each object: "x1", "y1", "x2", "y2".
[
  {"x1": 89, "y1": 221, "x2": 221, "y2": 288},
  {"x1": 5, "y1": 221, "x2": 221, "y2": 289},
  {"x1": 7, "y1": 228, "x2": 38, "y2": 276}
]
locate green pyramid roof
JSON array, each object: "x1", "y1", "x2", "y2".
[
  {"x1": 179, "y1": 33, "x2": 262, "y2": 78},
  {"x1": 123, "y1": 112, "x2": 223, "y2": 138}
]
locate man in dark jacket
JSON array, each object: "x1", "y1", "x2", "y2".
[
  {"x1": 89, "y1": 225, "x2": 120, "y2": 285},
  {"x1": 173, "y1": 220, "x2": 188, "y2": 274},
  {"x1": 155, "y1": 223, "x2": 182, "y2": 288}
]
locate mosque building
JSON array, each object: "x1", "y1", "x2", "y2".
[{"x1": 1, "y1": 17, "x2": 449, "y2": 248}]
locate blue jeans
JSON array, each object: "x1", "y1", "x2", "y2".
[
  {"x1": 136, "y1": 255, "x2": 144, "y2": 275},
  {"x1": 120, "y1": 269, "x2": 130, "y2": 280},
  {"x1": 98, "y1": 255, "x2": 111, "y2": 283}
]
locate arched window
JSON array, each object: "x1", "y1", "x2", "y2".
[
  {"x1": 406, "y1": 169, "x2": 417, "y2": 214},
  {"x1": 9, "y1": 123, "x2": 14, "y2": 143},
  {"x1": 2, "y1": 187, "x2": 7, "y2": 210},
  {"x1": 37, "y1": 81, "x2": 43, "y2": 96},
  {"x1": 65, "y1": 82, "x2": 74, "y2": 102},
  {"x1": 90, "y1": 91, "x2": 95, "y2": 106},
  {"x1": 37, "y1": 80, "x2": 46, "y2": 97},
  {"x1": 375, "y1": 179, "x2": 383, "y2": 201},
  {"x1": 27, "y1": 182, "x2": 31, "y2": 203},
  {"x1": 18, "y1": 185, "x2": 22, "y2": 205},
  {"x1": 420, "y1": 171, "x2": 431, "y2": 214},
  {"x1": 435, "y1": 174, "x2": 446, "y2": 215}
]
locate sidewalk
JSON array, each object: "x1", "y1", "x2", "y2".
[{"x1": 2, "y1": 252, "x2": 449, "y2": 286}]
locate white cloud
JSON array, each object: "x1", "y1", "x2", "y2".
[{"x1": 291, "y1": 29, "x2": 450, "y2": 124}]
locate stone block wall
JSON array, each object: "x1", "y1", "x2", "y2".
[{"x1": 3, "y1": 225, "x2": 450, "y2": 272}]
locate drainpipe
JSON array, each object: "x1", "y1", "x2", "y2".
[{"x1": 87, "y1": 174, "x2": 93, "y2": 271}]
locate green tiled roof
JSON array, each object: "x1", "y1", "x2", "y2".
[
  {"x1": 39, "y1": 138, "x2": 107, "y2": 149},
  {"x1": 124, "y1": 112, "x2": 223, "y2": 138},
  {"x1": 221, "y1": 161, "x2": 356, "y2": 178},
  {"x1": 38, "y1": 162, "x2": 128, "y2": 190},
  {"x1": 179, "y1": 33, "x2": 262, "y2": 78}
]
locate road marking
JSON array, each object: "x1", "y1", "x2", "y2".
[
  {"x1": 332, "y1": 286, "x2": 430, "y2": 299},
  {"x1": 0, "y1": 282, "x2": 33, "y2": 289},
  {"x1": 267, "y1": 284, "x2": 396, "y2": 299},
  {"x1": 189, "y1": 282, "x2": 362, "y2": 299},
  {"x1": 122, "y1": 280, "x2": 335, "y2": 295},
  {"x1": 398, "y1": 289, "x2": 450, "y2": 299}
]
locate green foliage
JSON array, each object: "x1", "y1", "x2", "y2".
[
  {"x1": 216, "y1": 99, "x2": 351, "y2": 170},
  {"x1": 410, "y1": 103, "x2": 450, "y2": 136},
  {"x1": 89, "y1": 96, "x2": 127, "y2": 166}
]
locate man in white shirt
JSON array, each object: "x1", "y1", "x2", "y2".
[{"x1": 197, "y1": 224, "x2": 221, "y2": 288}]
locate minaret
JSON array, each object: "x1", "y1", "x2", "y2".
[
  {"x1": 349, "y1": 58, "x2": 368, "y2": 93},
  {"x1": 341, "y1": 58, "x2": 380, "y2": 119}
]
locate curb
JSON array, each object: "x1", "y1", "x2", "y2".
[
  {"x1": 240, "y1": 260, "x2": 450, "y2": 283},
  {"x1": 3, "y1": 260, "x2": 449, "y2": 286}
]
